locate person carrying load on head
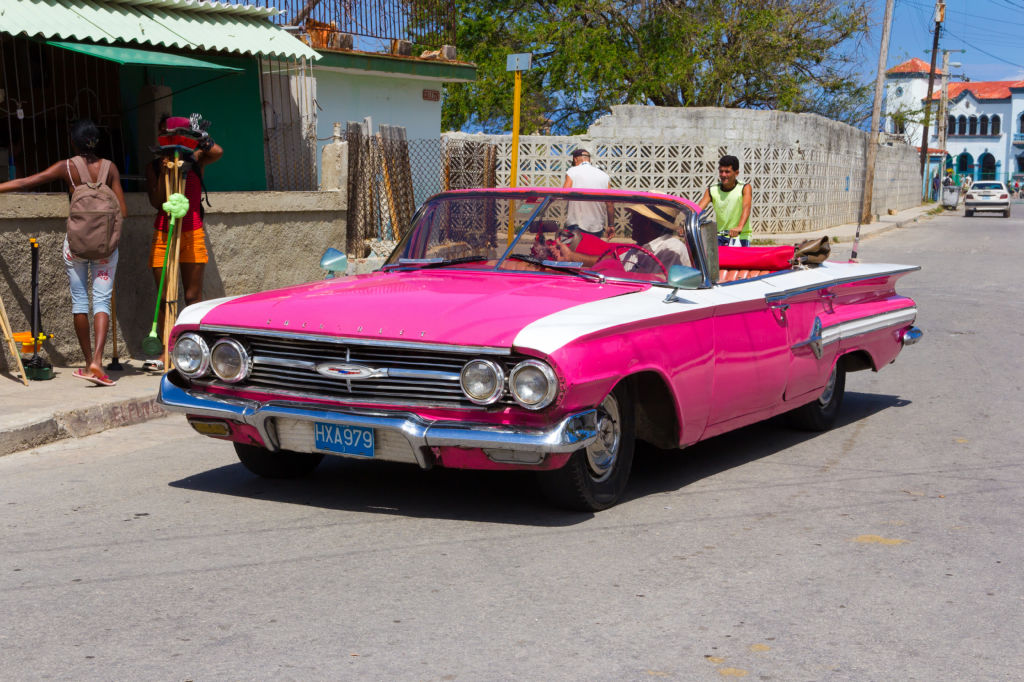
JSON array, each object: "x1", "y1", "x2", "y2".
[
  {"x1": 697, "y1": 154, "x2": 753, "y2": 247},
  {"x1": 143, "y1": 114, "x2": 223, "y2": 370}
]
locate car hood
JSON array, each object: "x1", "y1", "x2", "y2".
[{"x1": 192, "y1": 270, "x2": 646, "y2": 349}]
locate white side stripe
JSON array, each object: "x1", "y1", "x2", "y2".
[{"x1": 514, "y1": 261, "x2": 917, "y2": 355}]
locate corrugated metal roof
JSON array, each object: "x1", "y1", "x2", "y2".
[{"x1": 0, "y1": 0, "x2": 319, "y2": 61}]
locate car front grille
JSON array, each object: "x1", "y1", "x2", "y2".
[{"x1": 196, "y1": 329, "x2": 523, "y2": 408}]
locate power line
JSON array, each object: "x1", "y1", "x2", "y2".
[{"x1": 943, "y1": 28, "x2": 1024, "y2": 70}]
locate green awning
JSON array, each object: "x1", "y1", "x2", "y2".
[{"x1": 45, "y1": 41, "x2": 242, "y2": 71}]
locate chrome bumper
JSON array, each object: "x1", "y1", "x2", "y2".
[{"x1": 157, "y1": 374, "x2": 598, "y2": 468}]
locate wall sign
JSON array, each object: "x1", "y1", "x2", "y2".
[{"x1": 422, "y1": 89, "x2": 440, "y2": 102}]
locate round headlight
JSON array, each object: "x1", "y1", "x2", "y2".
[
  {"x1": 460, "y1": 359, "x2": 504, "y2": 405},
  {"x1": 171, "y1": 332, "x2": 209, "y2": 378},
  {"x1": 510, "y1": 359, "x2": 558, "y2": 410},
  {"x1": 210, "y1": 338, "x2": 251, "y2": 383}
]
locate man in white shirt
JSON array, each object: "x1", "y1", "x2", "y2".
[{"x1": 563, "y1": 149, "x2": 613, "y2": 237}]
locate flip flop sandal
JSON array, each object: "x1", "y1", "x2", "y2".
[
  {"x1": 74, "y1": 368, "x2": 116, "y2": 387},
  {"x1": 90, "y1": 373, "x2": 117, "y2": 387}
]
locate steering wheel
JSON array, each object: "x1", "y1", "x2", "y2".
[{"x1": 595, "y1": 244, "x2": 668, "y2": 279}]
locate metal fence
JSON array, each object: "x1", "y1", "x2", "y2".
[
  {"x1": 260, "y1": 56, "x2": 318, "y2": 191},
  {"x1": 343, "y1": 134, "x2": 499, "y2": 256},
  {"x1": 0, "y1": 35, "x2": 127, "y2": 188},
  {"x1": 250, "y1": 0, "x2": 455, "y2": 44}
]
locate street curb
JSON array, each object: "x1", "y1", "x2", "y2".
[{"x1": 0, "y1": 395, "x2": 168, "y2": 457}]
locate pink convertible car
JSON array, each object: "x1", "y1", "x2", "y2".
[{"x1": 158, "y1": 189, "x2": 922, "y2": 511}]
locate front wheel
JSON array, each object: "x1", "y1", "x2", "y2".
[
  {"x1": 786, "y1": 363, "x2": 846, "y2": 431},
  {"x1": 234, "y1": 443, "x2": 324, "y2": 478},
  {"x1": 538, "y1": 382, "x2": 636, "y2": 511}
]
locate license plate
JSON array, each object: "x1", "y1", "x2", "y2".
[{"x1": 314, "y1": 422, "x2": 374, "y2": 457}]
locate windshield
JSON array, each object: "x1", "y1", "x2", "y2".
[
  {"x1": 972, "y1": 183, "x2": 1003, "y2": 191},
  {"x1": 383, "y1": 192, "x2": 697, "y2": 285}
]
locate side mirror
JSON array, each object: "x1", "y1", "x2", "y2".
[
  {"x1": 667, "y1": 265, "x2": 703, "y2": 289},
  {"x1": 319, "y1": 248, "x2": 348, "y2": 279}
]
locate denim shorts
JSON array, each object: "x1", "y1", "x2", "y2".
[{"x1": 62, "y1": 238, "x2": 118, "y2": 315}]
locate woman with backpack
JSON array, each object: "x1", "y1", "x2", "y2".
[
  {"x1": 143, "y1": 114, "x2": 222, "y2": 371},
  {"x1": 0, "y1": 119, "x2": 126, "y2": 386}
]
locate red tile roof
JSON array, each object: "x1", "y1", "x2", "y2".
[
  {"x1": 887, "y1": 58, "x2": 944, "y2": 75},
  {"x1": 931, "y1": 81, "x2": 1024, "y2": 100}
]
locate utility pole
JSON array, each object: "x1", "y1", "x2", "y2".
[
  {"x1": 918, "y1": 0, "x2": 946, "y2": 190},
  {"x1": 861, "y1": 0, "x2": 896, "y2": 224},
  {"x1": 935, "y1": 49, "x2": 965, "y2": 179}
]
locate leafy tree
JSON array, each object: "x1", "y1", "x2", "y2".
[{"x1": 439, "y1": 0, "x2": 872, "y2": 133}]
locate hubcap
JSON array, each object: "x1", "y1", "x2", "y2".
[
  {"x1": 586, "y1": 393, "x2": 621, "y2": 482},
  {"x1": 818, "y1": 366, "x2": 838, "y2": 406}
]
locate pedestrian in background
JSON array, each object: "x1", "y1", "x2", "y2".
[
  {"x1": 0, "y1": 119, "x2": 126, "y2": 386},
  {"x1": 698, "y1": 155, "x2": 752, "y2": 247},
  {"x1": 563, "y1": 148, "x2": 614, "y2": 238}
]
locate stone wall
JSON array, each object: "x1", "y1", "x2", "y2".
[
  {"x1": 444, "y1": 105, "x2": 921, "y2": 233},
  {"x1": 0, "y1": 191, "x2": 346, "y2": 372}
]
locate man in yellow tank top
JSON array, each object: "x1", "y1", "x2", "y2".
[{"x1": 698, "y1": 155, "x2": 752, "y2": 246}]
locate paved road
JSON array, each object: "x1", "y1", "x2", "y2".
[{"x1": 2, "y1": 207, "x2": 1022, "y2": 680}]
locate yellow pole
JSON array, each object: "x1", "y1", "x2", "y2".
[{"x1": 508, "y1": 69, "x2": 522, "y2": 246}]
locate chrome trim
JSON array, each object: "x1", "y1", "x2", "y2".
[
  {"x1": 189, "y1": 378, "x2": 489, "y2": 411},
  {"x1": 210, "y1": 338, "x2": 251, "y2": 384},
  {"x1": 459, "y1": 359, "x2": 505, "y2": 405},
  {"x1": 387, "y1": 368, "x2": 460, "y2": 381},
  {"x1": 509, "y1": 359, "x2": 559, "y2": 410},
  {"x1": 763, "y1": 266, "x2": 921, "y2": 303},
  {"x1": 173, "y1": 332, "x2": 210, "y2": 379},
  {"x1": 900, "y1": 326, "x2": 924, "y2": 346},
  {"x1": 792, "y1": 316, "x2": 824, "y2": 359},
  {"x1": 157, "y1": 374, "x2": 598, "y2": 466},
  {"x1": 200, "y1": 325, "x2": 512, "y2": 356},
  {"x1": 819, "y1": 308, "x2": 918, "y2": 347},
  {"x1": 253, "y1": 355, "x2": 317, "y2": 370}
]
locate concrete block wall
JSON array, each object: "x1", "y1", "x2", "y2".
[
  {"x1": 0, "y1": 191, "x2": 346, "y2": 372},
  {"x1": 445, "y1": 105, "x2": 922, "y2": 233}
]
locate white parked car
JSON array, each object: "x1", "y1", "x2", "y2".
[{"x1": 964, "y1": 181, "x2": 1010, "y2": 218}]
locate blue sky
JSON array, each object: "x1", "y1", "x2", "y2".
[{"x1": 869, "y1": 0, "x2": 1024, "y2": 82}]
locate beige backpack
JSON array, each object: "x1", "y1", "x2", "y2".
[{"x1": 66, "y1": 156, "x2": 122, "y2": 260}]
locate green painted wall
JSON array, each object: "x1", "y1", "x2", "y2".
[{"x1": 119, "y1": 55, "x2": 266, "y2": 191}]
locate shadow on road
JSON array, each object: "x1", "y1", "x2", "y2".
[
  {"x1": 169, "y1": 390, "x2": 910, "y2": 522},
  {"x1": 627, "y1": 390, "x2": 911, "y2": 502}
]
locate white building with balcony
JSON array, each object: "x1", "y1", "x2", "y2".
[{"x1": 884, "y1": 58, "x2": 1024, "y2": 183}]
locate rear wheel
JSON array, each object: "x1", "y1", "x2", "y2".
[
  {"x1": 538, "y1": 383, "x2": 636, "y2": 511},
  {"x1": 234, "y1": 443, "x2": 324, "y2": 478},
  {"x1": 786, "y1": 363, "x2": 846, "y2": 431},
  {"x1": 1004, "y1": 208, "x2": 1011, "y2": 218},
  {"x1": 965, "y1": 209, "x2": 974, "y2": 217}
]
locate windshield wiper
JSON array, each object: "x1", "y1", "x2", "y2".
[
  {"x1": 505, "y1": 254, "x2": 605, "y2": 282},
  {"x1": 385, "y1": 255, "x2": 490, "y2": 270}
]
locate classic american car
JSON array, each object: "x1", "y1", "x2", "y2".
[{"x1": 157, "y1": 188, "x2": 922, "y2": 511}]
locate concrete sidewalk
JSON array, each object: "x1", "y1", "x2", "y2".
[
  {"x1": 0, "y1": 360, "x2": 167, "y2": 457},
  {"x1": 0, "y1": 202, "x2": 938, "y2": 457}
]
